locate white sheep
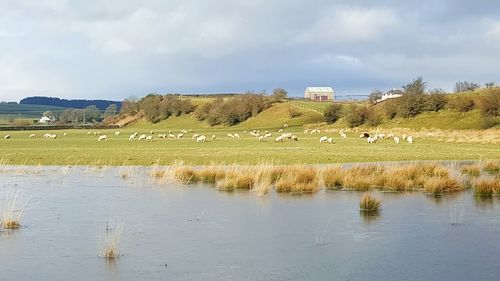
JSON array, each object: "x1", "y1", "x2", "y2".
[
  {"x1": 196, "y1": 135, "x2": 206, "y2": 143},
  {"x1": 407, "y1": 136, "x2": 413, "y2": 144},
  {"x1": 304, "y1": 129, "x2": 309, "y2": 134},
  {"x1": 275, "y1": 136, "x2": 284, "y2": 142},
  {"x1": 340, "y1": 133, "x2": 347, "y2": 139},
  {"x1": 367, "y1": 137, "x2": 377, "y2": 143},
  {"x1": 259, "y1": 136, "x2": 265, "y2": 142},
  {"x1": 192, "y1": 133, "x2": 200, "y2": 139},
  {"x1": 319, "y1": 136, "x2": 328, "y2": 143},
  {"x1": 4, "y1": 135, "x2": 11, "y2": 139},
  {"x1": 177, "y1": 133, "x2": 184, "y2": 139},
  {"x1": 150, "y1": 130, "x2": 154, "y2": 134},
  {"x1": 227, "y1": 133, "x2": 234, "y2": 138},
  {"x1": 138, "y1": 134, "x2": 147, "y2": 141},
  {"x1": 146, "y1": 135, "x2": 153, "y2": 141},
  {"x1": 403, "y1": 134, "x2": 407, "y2": 140},
  {"x1": 282, "y1": 133, "x2": 292, "y2": 139},
  {"x1": 264, "y1": 133, "x2": 272, "y2": 138},
  {"x1": 29, "y1": 134, "x2": 35, "y2": 138},
  {"x1": 284, "y1": 124, "x2": 288, "y2": 128},
  {"x1": 48, "y1": 134, "x2": 57, "y2": 139},
  {"x1": 233, "y1": 133, "x2": 240, "y2": 139},
  {"x1": 394, "y1": 136, "x2": 400, "y2": 144},
  {"x1": 87, "y1": 132, "x2": 91, "y2": 135},
  {"x1": 98, "y1": 135, "x2": 107, "y2": 141},
  {"x1": 327, "y1": 137, "x2": 334, "y2": 144},
  {"x1": 115, "y1": 132, "x2": 120, "y2": 136},
  {"x1": 63, "y1": 132, "x2": 67, "y2": 136},
  {"x1": 211, "y1": 135, "x2": 216, "y2": 140},
  {"x1": 291, "y1": 135, "x2": 298, "y2": 141},
  {"x1": 278, "y1": 129, "x2": 283, "y2": 132},
  {"x1": 129, "y1": 134, "x2": 136, "y2": 141},
  {"x1": 168, "y1": 134, "x2": 176, "y2": 139}
]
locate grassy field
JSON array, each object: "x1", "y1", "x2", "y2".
[{"x1": 0, "y1": 125, "x2": 498, "y2": 166}]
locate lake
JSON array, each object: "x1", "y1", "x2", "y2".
[{"x1": 0, "y1": 166, "x2": 499, "y2": 281}]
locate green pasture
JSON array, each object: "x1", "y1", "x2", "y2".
[{"x1": 0, "y1": 126, "x2": 498, "y2": 166}]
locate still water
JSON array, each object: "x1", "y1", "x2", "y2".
[{"x1": 0, "y1": 166, "x2": 499, "y2": 281}]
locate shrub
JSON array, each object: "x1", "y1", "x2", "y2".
[
  {"x1": 382, "y1": 99, "x2": 398, "y2": 119},
  {"x1": 324, "y1": 104, "x2": 343, "y2": 124},
  {"x1": 344, "y1": 104, "x2": 366, "y2": 127},
  {"x1": 448, "y1": 95, "x2": 475, "y2": 112},
  {"x1": 476, "y1": 89, "x2": 500, "y2": 117},
  {"x1": 364, "y1": 107, "x2": 382, "y2": 127},
  {"x1": 425, "y1": 89, "x2": 448, "y2": 112},
  {"x1": 288, "y1": 108, "x2": 302, "y2": 118},
  {"x1": 397, "y1": 93, "x2": 426, "y2": 118}
]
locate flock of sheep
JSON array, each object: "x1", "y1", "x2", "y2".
[{"x1": 1, "y1": 124, "x2": 415, "y2": 145}]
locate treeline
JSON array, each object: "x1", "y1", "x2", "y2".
[
  {"x1": 121, "y1": 89, "x2": 286, "y2": 125},
  {"x1": 20, "y1": 96, "x2": 121, "y2": 110},
  {"x1": 194, "y1": 94, "x2": 272, "y2": 125},
  {"x1": 325, "y1": 77, "x2": 499, "y2": 128},
  {"x1": 53, "y1": 104, "x2": 119, "y2": 123}
]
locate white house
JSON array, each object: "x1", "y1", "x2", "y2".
[
  {"x1": 304, "y1": 87, "x2": 334, "y2": 101},
  {"x1": 376, "y1": 89, "x2": 403, "y2": 103},
  {"x1": 39, "y1": 116, "x2": 53, "y2": 124}
]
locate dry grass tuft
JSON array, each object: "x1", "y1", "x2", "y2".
[
  {"x1": 198, "y1": 165, "x2": 226, "y2": 184},
  {"x1": 423, "y1": 177, "x2": 464, "y2": 195},
  {"x1": 473, "y1": 179, "x2": 500, "y2": 197},
  {"x1": 97, "y1": 222, "x2": 124, "y2": 259},
  {"x1": 172, "y1": 166, "x2": 200, "y2": 184},
  {"x1": 216, "y1": 167, "x2": 255, "y2": 191},
  {"x1": 460, "y1": 164, "x2": 481, "y2": 177},
  {"x1": 482, "y1": 160, "x2": 500, "y2": 173},
  {"x1": 323, "y1": 166, "x2": 345, "y2": 189},
  {"x1": 275, "y1": 166, "x2": 320, "y2": 194},
  {"x1": 359, "y1": 193, "x2": 381, "y2": 211}
]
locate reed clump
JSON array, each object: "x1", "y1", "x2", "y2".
[
  {"x1": 423, "y1": 177, "x2": 464, "y2": 195},
  {"x1": 275, "y1": 166, "x2": 320, "y2": 194},
  {"x1": 198, "y1": 166, "x2": 226, "y2": 184},
  {"x1": 482, "y1": 160, "x2": 500, "y2": 173},
  {"x1": 473, "y1": 179, "x2": 499, "y2": 197},
  {"x1": 460, "y1": 164, "x2": 481, "y2": 177},
  {"x1": 97, "y1": 222, "x2": 124, "y2": 259},
  {"x1": 323, "y1": 166, "x2": 345, "y2": 189},
  {"x1": 253, "y1": 177, "x2": 273, "y2": 196},
  {"x1": 359, "y1": 193, "x2": 381, "y2": 211},
  {"x1": 172, "y1": 166, "x2": 200, "y2": 184},
  {"x1": 1, "y1": 190, "x2": 30, "y2": 229},
  {"x1": 216, "y1": 167, "x2": 255, "y2": 191}
]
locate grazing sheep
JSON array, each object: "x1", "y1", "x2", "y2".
[
  {"x1": 304, "y1": 129, "x2": 309, "y2": 134},
  {"x1": 407, "y1": 136, "x2": 413, "y2": 144},
  {"x1": 4, "y1": 135, "x2": 11, "y2": 139},
  {"x1": 282, "y1": 133, "x2": 292, "y2": 139},
  {"x1": 96, "y1": 131, "x2": 101, "y2": 136},
  {"x1": 426, "y1": 133, "x2": 435, "y2": 138},
  {"x1": 87, "y1": 132, "x2": 91, "y2": 135},
  {"x1": 211, "y1": 135, "x2": 216, "y2": 140},
  {"x1": 327, "y1": 137, "x2": 334, "y2": 144},
  {"x1": 129, "y1": 134, "x2": 136, "y2": 141},
  {"x1": 196, "y1": 135, "x2": 206, "y2": 143},
  {"x1": 43, "y1": 133, "x2": 50, "y2": 138},
  {"x1": 340, "y1": 133, "x2": 347, "y2": 139},
  {"x1": 319, "y1": 136, "x2": 328, "y2": 143},
  {"x1": 168, "y1": 134, "x2": 176, "y2": 139},
  {"x1": 403, "y1": 134, "x2": 407, "y2": 140},
  {"x1": 259, "y1": 136, "x2": 265, "y2": 142},
  {"x1": 291, "y1": 135, "x2": 298, "y2": 141},
  {"x1": 146, "y1": 136, "x2": 153, "y2": 141},
  {"x1": 249, "y1": 131, "x2": 259, "y2": 137},
  {"x1": 150, "y1": 130, "x2": 154, "y2": 134},
  {"x1": 310, "y1": 129, "x2": 320, "y2": 134},
  {"x1": 387, "y1": 133, "x2": 395, "y2": 139},
  {"x1": 367, "y1": 137, "x2": 377, "y2": 143},
  {"x1": 394, "y1": 136, "x2": 400, "y2": 144},
  {"x1": 275, "y1": 136, "x2": 284, "y2": 142},
  {"x1": 227, "y1": 133, "x2": 234, "y2": 138},
  {"x1": 48, "y1": 134, "x2": 57, "y2": 139},
  {"x1": 360, "y1": 133, "x2": 370, "y2": 138},
  {"x1": 177, "y1": 133, "x2": 184, "y2": 139},
  {"x1": 115, "y1": 132, "x2": 120, "y2": 136},
  {"x1": 192, "y1": 133, "x2": 200, "y2": 139},
  {"x1": 264, "y1": 133, "x2": 272, "y2": 138},
  {"x1": 98, "y1": 135, "x2": 107, "y2": 141},
  {"x1": 278, "y1": 129, "x2": 283, "y2": 132},
  {"x1": 29, "y1": 134, "x2": 35, "y2": 138},
  {"x1": 63, "y1": 132, "x2": 67, "y2": 136},
  {"x1": 284, "y1": 124, "x2": 288, "y2": 128},
  {"x1": 138, "y1": 134, "x2": 147, "y2": 141},
  {"x1": 233, "y1": 133, "x2": 240, "y2": 139},
  {"x1": 378, "y1": 133, "x2": 385, "y2": 139}
]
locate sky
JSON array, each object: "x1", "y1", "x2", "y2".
[{"x1": 1, "y1": 0, "x2": 499, "y2": 101}]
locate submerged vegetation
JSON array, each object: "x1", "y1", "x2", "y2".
[
  {"x1": 359, "y1": 193, "x2": 381, "y2": 211},
  {"x1": 97, "y1": 222, "x2": 124, "y2": 259}
]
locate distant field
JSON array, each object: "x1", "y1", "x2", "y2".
[
  {"x1": 0, "y1": 126, "x2": 498, "y2": 166},
  {"x1": 0, "y1": 103, "x2": 66, "y2": 120}
]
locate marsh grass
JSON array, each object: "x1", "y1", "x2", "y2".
[
  {"x1": 423, "y1": 177, "x2": 464, "y2": 195},
  {"x1": 0, "y1": 189, "x2": 30, "y2": 229},
  {"x1": 460, "y1": 164, "x2": 481, "y2": 177},
  {"x1": 472, "y1": 179, "x2": 500, "y2": 197},
  {"x1": 172, "y1": 166, "x2": 200, "y2": 184},
  {"x1": 322, "y1": 166, "x2": 345, "y2": 189},
  {"x1": 275, "y1": 166, "x2": 319, "y2": 194},
  {"x1": 198, "y1": 165, "x2": 226, "y2": 184},
  {"x1": 253, "y1": 176, "x2": 273, "y2": 196},
  {"x1": 359, "y1": 193, "x2": 381, "y2": 211},
  {"x1": 216, "y1": 167, "x2": 255, "y2": 191},
  {"x1": 97, "y1": 221, "x2": 124, "y2": 259},
  {"x1": 482, "y1": 160, "x2": 500, "y2": 173}
]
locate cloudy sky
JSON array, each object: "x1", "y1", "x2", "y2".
[{"x1": 1, "y1": 0, "x2": 499, "y2": 101}]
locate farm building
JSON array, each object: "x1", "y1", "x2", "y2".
[
  {"x1": 304, "y1": 87, "x2": 334, "y2": 101},
  {"x1": 39, "y1": 116, "x2": 53, "y2": 124},
  {"x1": 376, "y1": 89, "x2": 404, "y2": 103}
]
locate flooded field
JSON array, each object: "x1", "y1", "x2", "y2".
[{"x1": 1, "y1": 165, "x2": 499, "y2": 281}]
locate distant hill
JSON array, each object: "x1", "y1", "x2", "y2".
[
  {"x1": 20, "y1": 96, "x2": 121, "y2": 110},
  {"x1": 0, "y1": 103, "x2": 67, "y2": 120}
]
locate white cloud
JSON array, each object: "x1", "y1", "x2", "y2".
[{"x1": 298, "y1": 7, "x2": 399, "y2": 44}]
